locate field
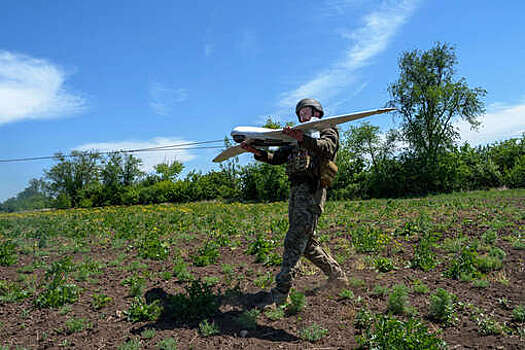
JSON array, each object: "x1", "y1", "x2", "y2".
[{"x1": 0, "y1": 189, "x2": 524, "y2": 349}]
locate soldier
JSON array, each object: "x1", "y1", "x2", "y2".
[{"x1": 241, "y1": 98, "x2": 348, "y2": 307}]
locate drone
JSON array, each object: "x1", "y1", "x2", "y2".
[{"x1": 213, "y1": 108, "x2": 396, "y2": 163}]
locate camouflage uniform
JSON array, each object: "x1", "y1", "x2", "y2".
[{"x1": 254, "y1": 126, "x2": 346, "y2": 304}]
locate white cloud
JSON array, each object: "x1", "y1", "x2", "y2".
[
  {"x1": 75, "y1": 137, "x2": 196, "y2": 172},
  {"x1": 456, "y1": 102, "x2": 525, "y2": 146},
  {"x1": 0, "y1": 51, "x2": 86, "y2": 125},
  {"x1": 279, "y1": 0, "x2": 420, "y2": 108},
  {"x1": 149, "y1": 82, "x2": 188, "y2": 116}
]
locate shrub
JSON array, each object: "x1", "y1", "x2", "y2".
[
  {"x1": 0, "y1": 240, "x2": 18, "y2": 266},
  {"x1": 157, "y1": 337, "x2": 177, "y2": 350},
  {"x1": 387, "y1": 284, "x2": 410, "y2": 315},
  {"x1": 351, "y1": 225, "x2": 390, "y2": 253},
  {"x1": 428, "y1": 288, "x2": 457, "y2": 326},
  {"x1": 91, "y1": 293, "x2": 112, "y2": 310},
  {"x1": 35, "y1": 259, "x2": 81, "y2": 309},
  {"x1": 338, "y1": 289, "x2": 355, "y2": 300},
  {"x1": 64, "y1": 317, "x2": 90, "y2": 334},
  {"x1": 475, "y1": 254, "x2": 503, "y2": 273},
  {"x1": 137, "y1": 233, "x2": 170, "y2": 260},
  {"x1": 286, "y1": 289, "x2": 306, "y2": 315},
  {"x1": 411, "y1": 232, "x2": 437, "y2": 271},
  {"x1": 374, "y1": 256, "x2": 396, "y2": 272},
  {"x1": 172, "y1": 257, "x2": 194, "y2": 281},
  {"x1": 121, "y1": 275, "x2": 146, "y2": 297},
  {"x1": 125, "y1": 297, "x2": 162, "y2": 323},
  {"x1": 512, "y1": 305, "x2": 525, "y2": 322},
  {"x1": 354, "y1": 307, "x2": 373, "y2": 329},
  {"x1": 192, "y1": 241, "x2": 220, "y2": 267},
  {"x1": 265, "y1": 305, "x2": 285, "y2": 321},
  {"x1": 199, "y1": 319, "x2": 220, "y2": 336},
  {"x1": 236, "y1": 309, "x2": 260, "y2": 330},
  {"x1": 412, "y1": 279, "x2": 430, "y2": 294},
  {"x1": 164, "y1": 279, "x2": 220, "y2": 321},
  {"x1": 356, "y1": 314, "x2": 447, "y2": 349},
  {"x1": 0, "y1": 280, "x2": 31, "y2": 303},
  {"x1": 299, "y1": 323, "x2": 328, "y2": 343},
  {"x1": 444, "y1": 245, "x2": 479, "y2": 280}
]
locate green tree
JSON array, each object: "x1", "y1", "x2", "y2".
[
  {"x1": 154, "y1": 160, "x2": 184, "y2": 181},
  {"x1": 388, "y1": 42, "x2": 486, "y2": 190},
  {"x1": 45, "y1": 151, "x2": 101, "y2": 207}
]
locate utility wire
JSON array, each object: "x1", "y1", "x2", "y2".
[{"x1": 0, "y1": 139, "x2": 232, "y2": 164}]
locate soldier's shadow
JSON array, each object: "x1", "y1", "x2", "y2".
[{"x1": 130, "y1": 288, "x2": 299, "y2": 343}]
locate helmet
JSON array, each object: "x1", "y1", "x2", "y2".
[{"x1": 295, "y1": 98, "x2": 324, "y2": 119}]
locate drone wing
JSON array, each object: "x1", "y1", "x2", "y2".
[
  {"x1": 213, "y1": 145, "x2": 248, "y2": 163},
  {"x1": 292, "y1": 108, "x2": 396, "y2": 131}
]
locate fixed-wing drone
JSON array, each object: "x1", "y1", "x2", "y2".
[{"x1": 213, "y1": 108, "x2": 396, "y2": 163}]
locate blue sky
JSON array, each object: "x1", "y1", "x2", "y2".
[{"x1": 1, "y1": 0, "x2": 524, "y2": 201}]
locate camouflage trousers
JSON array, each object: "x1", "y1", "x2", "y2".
[{"x1": 272, "y1": 182, "x2": 344, "y2": 303}]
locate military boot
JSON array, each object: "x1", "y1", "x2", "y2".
[{"x1": 326, "y1": 269, "x2": 349, "y2": 290}]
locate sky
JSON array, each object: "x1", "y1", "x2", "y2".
[{"x1": 1, "y1": 0, "x2": 524, "y2": 201}]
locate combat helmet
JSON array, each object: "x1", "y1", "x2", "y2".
[{"x1": 295, "y1": 98, "x2": 324, "y2": 119}]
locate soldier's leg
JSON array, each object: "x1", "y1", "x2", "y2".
[
  {"x1": 272, "y1": 184, "x2": 315, "y2": 304},
  {"x1": 303, "y1": 211, "x2": 346, "y2": 281}
]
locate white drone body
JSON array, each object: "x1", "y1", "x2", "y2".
[{"x1": 213, "y1": 108, "x2": 396, "y2": 163}]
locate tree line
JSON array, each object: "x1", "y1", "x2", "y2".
[{"x1": 2, "y1": 43, "x2": 524, "y2": 212}]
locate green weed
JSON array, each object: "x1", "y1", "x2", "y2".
[
  {"x1": 125, "y1": 297, "x2": 162, "y2": 323},
  {"x1": 286, "y1": 289, "x2": 306, "y2": 315},
  {"x1": 338, "y1": 288, "x2": 354, "y2": 300},
  {"x1": 140, "y1": 328, "x2": 156, "y2": 339},
  {"x1": 428, "y1": 288, "x2": 457, "y2": 326},
  {"x1": 412, "y1": 279, "x2": 430, "y2": 294},
  {"x1": 387, "y1": 284, "x2": 410, "y2": 315},
  {"x1": 513, "y1": 305, "x2": 525, "y2": 322},
  {"x1": 0, "y1": 240, "x2": 18, "y2": 266},
  {"x1": 373, "y1": 256, "x2": 396, "y2": 272},
  {"x1": 64, "y1": 317, "x2": 90, "y2": 334},
  {"x1": 91, "y1": 293, "x2": 112, "y2": 310},
  {"x1": 157, "y1": 337, "x2": 177, "y2": 350},
  {"x1": 199, "y1": 319, "x2": 220, "y2": 336},
  {"x1": 299, "y1": 323, "x2": 328, "y2": 342},
  {"x1": 117, "y1": 339, "x2": 142, "y2": 350},
  {"x1": 356, "y1": 314, "x2": 446, "y2": 349},
  {"x1": 265, "y1": 305, "x2": 285, "y2": 321},
  {"x1": 236, "y1": 309, "x2": 260, "y2": 330},
  {"x1": 164, "y1": 279, "x2": 220, "y2": 321}
]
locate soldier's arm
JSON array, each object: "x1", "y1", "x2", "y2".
[
  {"x1": 254, "y1": 146, "x2": 292, "y2": 165},
  {"x1": 299, "y1": 127, "x2": 339, "y2": 160}
]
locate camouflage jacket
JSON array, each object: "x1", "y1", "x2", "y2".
[{"x1": 254, "y1": 127, "x2": 339, "y2": 186}]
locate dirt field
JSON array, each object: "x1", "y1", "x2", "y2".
[{"x1": 0, "y1": 189, "x2": 524, "y2": 349}]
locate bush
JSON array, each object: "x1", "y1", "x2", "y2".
[
  {"x1": 428, "y1": 288, "x2": 457, "y2": 326},
  {"x1": 199, "y1": 319, "x2": 220, "y2": 336},
  {"x1": 125, "y1": 297, "x2": 162, "y2": 322},
  {"x1": 286, "y1": 290, "x2": 306, "y2": 315},
  {"x1": 387, "y1": 284, "x2": 410, "y2": 315},
  {"x1": 236, "y1": 309, "x2": 260, "y2": 330},
  {"x1": 356, "y1": 314, "x2": 447, "y2": 349},
  {"x1": 164, "y1": 279, "x2": 220, "y2": 321},
  {"x1": 0, "y1": 240, "x2": 18, "y2": 266},
  {"x1": 299, "y1": 323, "x2": 328, "y2": 343}
]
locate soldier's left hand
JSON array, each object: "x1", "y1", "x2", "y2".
[{"x1": 282, "y1": 127, "x2": 304, "y2": 142}]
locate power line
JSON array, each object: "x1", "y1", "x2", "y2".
[{"x1": 0, "y1": 139, "x2": 232, "y2": 164}]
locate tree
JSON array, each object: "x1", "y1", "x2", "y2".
[
  {"x1": 154, "y1": 160, "x2": 184, "y2": 181},
  {"x1": 45, "y1": 151, "x2": 101, "y2": 207},
  {"x1": 388, "y1": 42, "x2": 486, "y2": 187}
]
